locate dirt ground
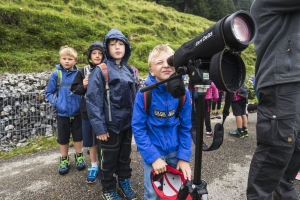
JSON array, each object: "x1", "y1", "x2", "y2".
[{"x1": 0, "y1": 112, "x2": 299, "y2": 200}]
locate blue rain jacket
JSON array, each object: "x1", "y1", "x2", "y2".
[
  {"x1": 46, "y1": 64, "x2": 81, "y2": 117},
  {"x1": 132, "y1": 73, "x2": 192, "y2": 165}
]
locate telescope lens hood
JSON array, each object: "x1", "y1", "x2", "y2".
[{"x1": 209, "y1": 49, "x2": 245, "y2": 92}]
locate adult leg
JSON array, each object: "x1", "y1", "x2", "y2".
[{"x1": 247, "y1": 83, "x2": 300, "y2": 200}]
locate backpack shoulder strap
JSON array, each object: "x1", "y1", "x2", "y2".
[
  {"x1": 98, "y1": 63, "x2": 112, "y2": 121},
  {"x1": 143, "y1": 90, "x2": 152, "y2": 113},
  {"x1": 56, "y1": 69, "x2": 62, "y2": 91},
  {"x1": 83, "y1": 65, "x2": 90, "y2": 77},
  {"x1": 98, "y1": 63, "x2": 109, "y2": 89}
]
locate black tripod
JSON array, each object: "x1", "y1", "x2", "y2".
[{"x1": 177, "y1": 83, "x2": 210, "y2": 200}]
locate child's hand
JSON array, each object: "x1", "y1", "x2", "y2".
[
  {"x1": 96, "y1": 132, "x2": 109, "y2": 141},
  {"x1": 152, "y1": 158, "x2": 167, "y2": 175},
  {"x1": 83, "y1": 77, "x2": 88, "y2": 89},
  {"x1": 177, "y1": 160, "x2": 192, "y2": 180}
]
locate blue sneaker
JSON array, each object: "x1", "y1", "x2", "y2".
[
  {"x1": 86, "y1": 167, "x2": 98, "y2": 184},
  {"x1": 118, "y1": 179, "x2": 137, "y2": 200},
  {"x1": 58, "y1": 156, "x2": 70, "y2": 175},
  {"x1": 75, "y1": 153, "x2": 86, "y2": 170},
  {"x1": 102, "y1": 191, "x2": 121, "y2": 200}
]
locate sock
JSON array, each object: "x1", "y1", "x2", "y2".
[
  {"x1": 76, "y1": 152, "x2": 83, "y2": 157},
  {"x1": 91, "y1": 162, "x2": 98, "y2": 168},
  {"x1": 242, "y1": 126, "x2": 248, "y2": 131},
  {"x1": 62, "y1": 155, "x2": 68, "y2": 160}
]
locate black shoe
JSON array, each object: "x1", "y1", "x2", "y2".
[{"x1": 243, "y1": 128, "x2": 249, "y2": 137}]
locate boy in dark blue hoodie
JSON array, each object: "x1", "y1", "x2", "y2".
[{"x1": 86, "y1": 29, "x2": 136, "y2": 200}]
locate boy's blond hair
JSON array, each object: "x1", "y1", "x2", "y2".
[
  {"x1": 148, "y1": 44, "x2": 174, "y2": 70},
  {"x1": 59, "y1": 45, "x2": 78, "y2": 60}
]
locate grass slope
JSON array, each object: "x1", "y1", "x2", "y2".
[{"x1": 0, "y1": 0, "x2": 255, "y2": 77}]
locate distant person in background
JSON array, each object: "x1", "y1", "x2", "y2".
[
  {"x1": 46, "y1": 45, "x2": 85, "y2": 175},
  {"x1": 204, "y1": 82, "x2": 219, "y2": 137},
  {"x1": 247, "y1": 1, "x2": 300, "y2": 199},
  {"x1": 229, "y1": 90, "x2": 248, "y2": 139},
  {"x1": 189, "y1": 81, "x2": 218, "y2": 138},
  {"x1": 211, "y1": 89, "x2": 223, "y2": 119},
  {"x1": 70, "y1": 41, "x2": 105, "y2": 183}
]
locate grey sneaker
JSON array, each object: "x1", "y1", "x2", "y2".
[{"x1": 229, "y1": 129, "x2": 244, "y2": 138}]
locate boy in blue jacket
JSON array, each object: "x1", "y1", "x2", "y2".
[
  {"x1": 46, "y1": 45, "x2": 85, "y2": 175},
  {"x1": 86, "y1": 29, "x2": 137, "y2": 200},
  {"x1": 132, "y1": 44, "x2": 192, "y2": 199}
]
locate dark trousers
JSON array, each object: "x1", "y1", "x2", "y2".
[
  {"x1": 205, "y1": 99, "x2": 212, "y2": 132},
  {"x1": 212, "y1": 91, "x2": 223, "y2": 111},
  {"x1": 98, "y1": 128, "x2": 133, "y2": 192},
  {"x1": 191, "y1": 98, "x2": 212, "y2": 132},
  {"x1": 247, "y1": 83, "x2": 300, "y2": 200}
]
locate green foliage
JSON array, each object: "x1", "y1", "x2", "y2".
[
  {"x1": 0, "y1": 136, "x2": 60, "y2": 160},
  {"x1": 0, "y1": 0, "x2": 255, "y2": 77}
]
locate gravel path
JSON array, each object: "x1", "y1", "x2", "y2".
[{"x1": 0, "y1": 112, "x2": 299, "y2": 200}]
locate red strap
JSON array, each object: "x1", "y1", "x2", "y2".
[{"x1": 99, "y1": 63, "x2": 108, "y2": 83}]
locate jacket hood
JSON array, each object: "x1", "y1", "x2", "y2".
[
  {"x1": 103, "y1": 28, "x2": 131, "y2": 65},
  {"x1": 86, "y1": 41, "x2": 105, "y2": 67}
]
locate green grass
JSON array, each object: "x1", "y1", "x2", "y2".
[
  {"x1": 0, "y1": 135, "x2": 60, "y2": 160},
  {"x1": 0, "y1": 0, "x2": 256, "y2": 159},
  {"x1": 0, "y1": 0, "x2": 255, "y2": 77}
]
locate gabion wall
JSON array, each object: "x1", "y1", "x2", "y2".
[{"x1": 0, "y1": 72, "x2": 56, "y2": 151}]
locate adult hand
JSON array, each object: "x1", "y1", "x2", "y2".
[
  {"x1": 83, "y1": 77, "x2": 88, "y2": 89},
  {"x1": 152, "y1": 158, "x2": 167, "y2": 175},
  {"x1": 96, "y1": 132, "x2": 109, "y2": 141},
  {"x1": 177, "y1": 160, "x2": 192, "y2": 180}
]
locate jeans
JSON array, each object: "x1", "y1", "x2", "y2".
[{"x1": 143, "y1": 151, "x2": 178, "y2": 200}]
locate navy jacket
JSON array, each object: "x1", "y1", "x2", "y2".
[{"x1": 86, "y1": 28, "x2": 136, "y2": 135}]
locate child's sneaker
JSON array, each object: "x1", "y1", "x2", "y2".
[
  {"x1": 58, "y1": 156, "x2": 70, "y2": 175},
  {"x1": 239, "y1": 130, "x2": 245, "y2": 139},
  {"x1": 229, "y1": 129, "x2": 244, "y2": 138},
  {"x1": 210, "y1": 112, "x2": 216, "y2": 119},
  {"x1": 206, "y1": 131, "x2": 214, "y2": 137},
  {"x1": 296, "y1": 171, "x2": 300, "y2": 181},
  {"x1": 74, "y1": 153, "x2": 86, "y2": 170},
  {"x1": 86, "y1": 167, "x2": 98, "y2": 184},
  {"x1": 102, "y1": 191, "x2": 122, "y2": 200},
  {"x1": 216, "y1": 112, "x2": 221, "y2": 119},
  {"x1": 118, "y1": 179, "x2": 137, "y2": 200},
  {"x1": 243, "y1": 128, "x2": 249, "y2": 137}
]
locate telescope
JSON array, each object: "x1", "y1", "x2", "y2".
[{"x1": 167, "y1": 10, "x2": 257, "y2": 92}]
